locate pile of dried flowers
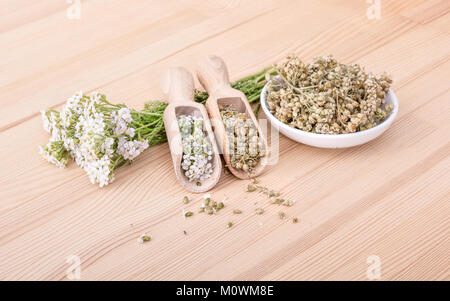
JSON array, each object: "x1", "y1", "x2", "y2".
[
  {"x1": 220, "y1": 105, "x2": 266, "y2": 174},
  {"x1": 266, "y1": 55, "x2": 393, "y2": 134}
]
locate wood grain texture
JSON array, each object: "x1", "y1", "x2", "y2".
[{"x1": 0, "y1": 0, "x2": 449, "y2": 281}]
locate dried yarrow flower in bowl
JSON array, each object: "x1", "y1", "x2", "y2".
[
  {"x1": 260, "y1": 55, "x2": 399, "y2": 148},
  {"x1": 39, "y1": 91, "x2": 166, "y2": 187}
]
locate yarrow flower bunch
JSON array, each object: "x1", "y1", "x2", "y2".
[
  {"x1": 38, "y1": 67, "x2": 273, "y2": 187},
  {"x1": 40, "y1": 91, "x2": 166, "y2": 187},
  {"x1": 177, "y1": 115, "x2": 214, "y2": 183}
]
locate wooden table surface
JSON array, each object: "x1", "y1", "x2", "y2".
[{"x1": 0, "y1": 0, "x2": 449, "y2": 281}]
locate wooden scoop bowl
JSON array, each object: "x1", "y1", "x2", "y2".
[
  {"x1": 196, "y1": 55, "x2": 269, "y2": 179},
  {"x1": 161, "y1": 67, "x2": 222, "y2": 192}
]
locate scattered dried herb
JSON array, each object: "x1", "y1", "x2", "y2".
[
  {"x1": 268, "y1": 190, "x2": 280, "y2": 197},
  {"x1": 247, "y1": 184, "x2": 257, "y2": 192},
  {"x1": 183, "y1": 196, "x2": 189, "y2": 204},
  {"x1": 227, "y1": 222, "x2": 233, "y2": 228},
  {"x1": 246, "y1": 180, "x2": 295, "y2": 210},
  {"x1": 217, "y1": 202, "x2": 224, "y2": 210},
  {"x1": 233, "y1": 209, "x2": 242, "y2": 214},
  {"x1": 255, "y1": 208, "x2": 264, "y2": 215},
  {"x1": 269, "y1": 198, "x2": 295, "y2": 207},
  {"x1": 279, "y1": 211, "x2": 286, "y2": 219},
  {"x1": 247, "y1": 183, "x2": 280, "y2": 198},
  {"x1": 138, "y1": 234, "x2": 151, "y2": 243},
  {"x1": 184, "y1": 211, "x2": 194, "y2": 217},
  {"x1": 292, "y1": 217, "x2": 299, "y2": 223}
]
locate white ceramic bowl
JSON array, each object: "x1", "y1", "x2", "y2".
[{"x1": 260, "y1": 83, "x2": 399, "y2": 148}]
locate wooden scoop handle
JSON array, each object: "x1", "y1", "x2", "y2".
[
  {"x1": 197, "y1": 55, "x2": 231, "y2": 95},
  {"x1": 161, "y1": 67, "x2": 195, "y2": 104}
]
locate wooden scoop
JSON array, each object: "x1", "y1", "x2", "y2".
[
  {"x1": 197, "y1": 55, "x2": 269, "y2": 179},
  {"x1": 161, "y1": 67, "x2": 222, "y2": 192}
]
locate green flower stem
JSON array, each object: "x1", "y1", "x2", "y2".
[{"x1": 130, "y1": 67, "x2": 272, "y2": 148}]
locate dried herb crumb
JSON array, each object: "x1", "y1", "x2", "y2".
[
  {"x1": 293, "y1": 217, "x2": 299, "y2": 223},
  {"x1": 233, "y1": 209, "x2": 242, "y2": 214},
  {"x1": 185, "y1": 211, "x2": 194, "y2": 217},
  {"x1": 183, "y1": 196, "x2": 189, "y2": 204},
  {"x1": 279, "y1": 211, "x2": 286, "y2": 219},
  {"x1": 138, "y1": 234, "x2": 151, "y2": 243},
  {"x1": 270, "y1": 198, "x2": 294, "y2": 207},
  {"x1": 268, "y1": 190, "x2": 280, "y2": 197},
  {"x1": 227, "y1": 222, "x2": 233, "y2": 228},
  {"x1": 256, "y1": 208, "x2": 264, "y2": 215},
  {"x1": 247, "y1": 184, "x2": 257, "y2": 192}
]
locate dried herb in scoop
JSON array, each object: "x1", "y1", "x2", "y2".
[{"x1": 220, "y1": 105, "x2": 266, "y2": 174}]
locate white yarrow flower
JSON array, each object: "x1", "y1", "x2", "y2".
[
  {"x1": 39, "y1": 91, "x2": 153, "y2": 187},
  {"x1": 178, "y1": 115, "x2": 214, "y2": 183}
]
